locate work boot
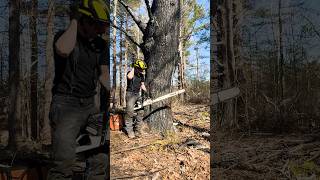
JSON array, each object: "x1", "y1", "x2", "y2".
[
  {"x1": 127, "y1": 131, "x2": 135, "y2": 138},
  {"x1": 135, "y1": 126, "x2": 146, "y2": 137},
  {"x1": 135, "y1": 129, "x2": 142, "y2": 137}
]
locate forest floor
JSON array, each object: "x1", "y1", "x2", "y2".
[
  {"x1": 110, "y1": 103, "x2": 210, "y2": 180},
  {"x1": 212, "y1": 129, "x2": 320, "y2": 179}
]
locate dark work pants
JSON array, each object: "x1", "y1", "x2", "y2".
[
  {"x1": 47, "y1": 95, "x2": 108, "y2": 180},
  {"x1": 124, "y1": 91, "x2": 144, "y2": 133}
]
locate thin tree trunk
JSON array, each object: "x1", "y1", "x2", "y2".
[
  {"x1": 178, "y1": 0, "x2": 183, "y2": 90},
  {"x1": 8, "y1": 0, "x2": 21, "y2": 150},
  {"x1": 112, "y1": 0, "x2": 118, "y2": 108},
  {"x1": 195, "y1": 47, "x2": 200, "y2": 82},
  {"x1": 123, "y1": 13, "x2": 129, "y2": 107},
  {"x1": 270, "y1": 2, "x2": 278, "y2": 99},
  {"x1": 30, "y1": 0, "x2": 38, "y2": 140},
  {"x1": 0, "y1": 47, "x2": 3, "y2": 84},
  {"x1": 178, "y1": 0, "x2": 185, "y2": 101},
  {"x1": 277, "y1": 0, "x2": 284, "y2": 101},
  {"x1": 119, "y1": 16, "x2": 123, "y2": 106},
  {"x1": 42, "y1": 0, "x2": 55, "y2": 145}
]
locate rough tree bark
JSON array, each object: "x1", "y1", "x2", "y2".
[
  {"x1": 118, "y1": 0, "x2": 180, "y2": 133},
  {"x1": 142, "y1": 0, "x2": 180, "y2": 132},
  {"x1": 8, "y1": 0, "x2": 21, "y2": 150},
  {"x1": 42, "y1": 0, "x2": 55, "y2": 145}
]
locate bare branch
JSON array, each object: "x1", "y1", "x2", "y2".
[
  {"x1": 110, "y1": 21, "x2": 141, "y2": 48},
  {"x1": 118, "y1": 0, "x2": 146, "y2": 33},
  {"x1": 299, "y1": 13, "x2": 320, "y2": 40},
  {"x1": 144, "y1": 0, "x2": 152, "y2": 20}
]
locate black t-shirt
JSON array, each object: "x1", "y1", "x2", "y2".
[
  {"x1": 52, "y1": 31, "x2": 108, "y2": 98},
  {"x1": 126, "y1": 69, "x2": 145, "y2": 93}
]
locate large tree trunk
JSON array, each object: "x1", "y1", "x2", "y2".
[
  {"x1": 223, "y1": 0, "x2": 237, "y2": 128},
  {"x1": 210, "y1": 0, "x2": 219, "y2": 178},
  {"x1": 30, "y1": 0, "x2": 38, "y2": 140},
  {"x1": 214, "y1": 0, "x2": 225, "y2": 128},
  {"x1": 112, "y1": 0, "x2": 118, "y2": 108},
  {"x1": 42, "y1": 0, "x2": 55, "y2": 145},
  {"x1": 8, "y1": 0, "x2": 21, "y2": 150},
  {"x1": 142, "y1": 0, "x2": 180, "y2": 133}
]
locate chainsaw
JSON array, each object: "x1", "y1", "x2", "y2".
[
  {"x1": 75, "y1": 85, "x2": 109, "y2": 155},
  {"x1": 133, "y1": 89, "x2": 185, "y2": 110}
]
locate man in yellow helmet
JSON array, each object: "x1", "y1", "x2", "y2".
[
  {"x1": 124, "y1": 59, "x2": 148, "y2": 138},
  {"x1": 47, "y1": 0, "x2": 109, "y2": 179}
]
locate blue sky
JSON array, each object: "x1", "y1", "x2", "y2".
[{"x1": 187, "y1": 0, "x2": 210, "y2": 80}]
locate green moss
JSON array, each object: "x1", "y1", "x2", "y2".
[{"x1": 288, "y1": 161, "x2": 320, "y2": 178}]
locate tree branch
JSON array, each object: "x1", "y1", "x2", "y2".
[
  {"x1": 118, "y1": 0, "x2": 146, "y2": 33},
  {"x1": 144, "y1": 0, "x2": 152, "y2": 21},
  {"x1": 299, "y1": 13, "x2": 320, "y2": 40},
  {"x1": 110, "y1": 21, "x2": 141, "y2": 48}
]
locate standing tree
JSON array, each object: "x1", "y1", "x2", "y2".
[
  {"x1": 119, "y1": 15, "x2": 124, "y2": 106},
  {"x1": 123, "y1": 13, "x2": 129, "y2": 107},
  {"x1": 8, "y1": 0, "x2": 21, "y2": 150},
  {"x1": 112, "y1": 0, "x2": 118, "y2": 108},
  {"x1": 213, "y1": 0, "x2": 239, "y2": 129},
  {"x1": 116, "y1": 0, "x2": 180, "y2": 132},
  {"x1": 30, "y1": 0, "x2": 38, "y2": 140},
  {"x1": 42, "y1": 0, "x2": 55, "y2": 145}
]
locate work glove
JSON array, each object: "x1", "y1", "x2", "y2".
[
  {"x1": 137, "y1": 96, "x2": 143, "y2": 105},
  {"x1": 69, "y1": 2, "x2": 81, "y2": 21}
]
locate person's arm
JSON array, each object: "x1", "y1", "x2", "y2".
[
  {"x1": 141, "y1": 82, "x2": 147, "y2": 92},
  {"x1": 99, "y1": 65, "x2": 110, "y2": 91},
  {"x1": 140, "y1": 74, "x2": 147, "y2": 92},
  {"x1": 55, "y1": 19, "x2": 78, "y2": 58},
  {"x1": 127, "y1": 68, "x2": 135, "y2": 79}
]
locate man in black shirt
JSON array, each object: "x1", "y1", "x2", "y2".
[
  {"x1": 125, "y1": 59, "x2": 148, "y2": 138},
  {"x1": 47, "y1": 0, "x2": 109, "y2": 179}
]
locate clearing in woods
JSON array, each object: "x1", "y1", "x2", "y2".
[{"x1": 110, "y1": 103, "x2": 210, "y2": 179}]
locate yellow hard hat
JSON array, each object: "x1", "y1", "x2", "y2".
[
  {"x1": 78, "y1": 0, "x2": 109, "y2": 23},
  {"x1": 133, "y1": 59, "x2": 147, "y2": 70}
]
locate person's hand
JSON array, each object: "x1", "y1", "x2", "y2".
[
  {"x1": 69, "y1": 2, "x2": 81, "y2": 21},
  {"x1": 141, "y1": 82, "x2": 147, "y2": 92}
]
